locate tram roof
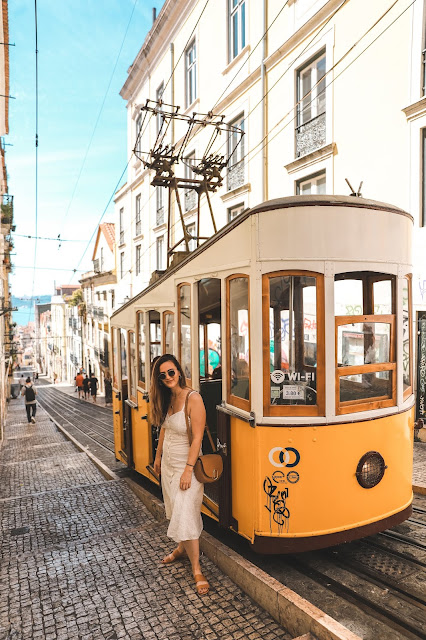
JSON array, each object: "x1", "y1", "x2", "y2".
[{"x1": 111, "y1": 194, "x2": 412, "y2": 319}]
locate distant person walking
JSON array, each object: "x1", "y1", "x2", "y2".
[
  {"x1": 75, "y1": 371, "x2": 84, "y2": 399},
  {"x1": 89, "y1": 373, "x2": 98, "y2": 403},
  {"x1": 21, "y1": 377, "x2": 37, "y2": 424},
  {"x1": 104, "y1": 372, "x2": 112, "y2": 406},
  {"x1": 19, "y1": 374, "x2": 25, "y2": 390},
  {"x1": 82, "y1": 375, "x2": 90, "y2": 400}
]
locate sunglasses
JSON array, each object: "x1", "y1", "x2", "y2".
[{"x1": 158, "y1": 369, "x2": 177, "y2": 381}]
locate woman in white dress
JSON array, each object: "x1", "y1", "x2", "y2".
[{"x1": 151, "y1": 354, "x2": 209, "y2": 596}]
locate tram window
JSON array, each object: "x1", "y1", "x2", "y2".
[
  {"x1": 339, "y1": 371, "x2": 392, "y2": 403},
  {"x1": 199, "y1": 279, "x2": 221, "y2": 379},
  {"x1": 265, "y1": 274, "x2": 319, "y2": 409},
  {"x1": 137, "y1": 311, "x2": 146, "y2": 388},
  {"x1": 335, "y1": 279, "x2": 363, "y2": 315},
  {"x1": 178, "y1": 284, "x2": 192, "y2": 383},
  {"x1": 373, "y1": 280, "x2": 392, "y2": 314},
  {"x1": 403, "y1": 276, "x2": 412, "y2": 397},
  {"x1": 227, "y1": 276, "x2": 250, "y2": 409},
  {"x1": 335, "y1": 272, "x2": 396, "y2": 414},
  {"x1": 149, "y1": 310, "x2": 161, "y2": 365},
  {"x1": 120, "y1": 329, "x2": 128, "y2": 380},
  {"x1": 337, "y1": 322, "x2": 391, "y2": 367},
  {"x1": 128, "y1": 331, "x2": 137, "y2": 401},
  {"x1": 163, "y1": 311, "x2": 174, "y2": 354},
  {"x1": 112, "y1": 328, "x2": 119, "y2": 389}
]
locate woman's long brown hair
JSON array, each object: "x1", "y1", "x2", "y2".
[{"x1": 149, "y1": 354, "x2": 187, "y2": 426}]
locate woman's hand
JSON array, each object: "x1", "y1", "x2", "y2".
[
  {"x1": 180, "y1": 467, "x2": 192, "y2": 491},
  {"x1": 153, "y1": 454, "x2": 161, "y2": 476}
]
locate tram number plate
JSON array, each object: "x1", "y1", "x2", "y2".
[{"x1": 282, "y1": 385, "x2": 305, "y2": 399}]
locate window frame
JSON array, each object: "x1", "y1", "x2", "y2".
[
  {"x1": 334, "y1": 272, "x2": 397, "y2": 414},
  {"x1": 120, "y1": 252, "x2": 125, "y2": 279},
  {"x1": 229, "y1": 0, "x2": 246, "y2": 61},
  {"x1": 227, "y1": 202, "x2": 245, "y2": 222},
  {"x1": 156, "y1": 235, "x2": 164, "y2": 271},
  {"x1": 162, "y1": 310, "x2": 174, "y2": 354},
  {"x1": 135, "y1": 244, "x2": 141, "y2": 276},
  {"x1": 296, "y1": 171, "x2": 326, "y2": 195},
  {"x1": 119, "y1": 208, "x2": 124, "y2": 245},
  {"x1": 135, "y1": 194, "x2": 141, "y2": 236},
  {"x1": 128, "y1": 330, "x2": 137, "y2": 403},
  {"x1": 335, "y1": 314, "x2": 396, "y2": 415},
  {"x1": 403, "y1": 274, "x2": 413, "y2": 400},
  {"x1": 185, "y1": 39, "x2": 197, "y2": 107},
  {"x1": 178, "y1": 283, "x2": 192, "y2": 386},
  {"x1": 135, "y1": 113, "x2": 143, "y2": 154},
  {"x1": 296, "y1": 49, "x2": 326, "y2": 128},
  {"x1": 226, "y1": 274, "x2": 251, "y2": 412},
  {"x1": 136, "y1": 311, "x2": 146, "y2": 390},
  {"x1": 262, "y1": 270, "x2": 325, "y2": 417}
]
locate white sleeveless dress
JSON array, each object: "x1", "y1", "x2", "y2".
[{"x1": 161, "y1": 396, "x2": 204, "y2": 542}]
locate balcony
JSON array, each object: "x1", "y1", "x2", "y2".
[
  {"x1": 0, "y1": 194, "x2": 14, "y2": 232},
  {"x1": 295, "y1": 112, "x2": 326, "y2": 158},
  {"x1": 94, "y1": 347, "x2": 100, "y2": 358},
  {"x1": 227, "y1": 160, "x2": 245, "y2": 191}
]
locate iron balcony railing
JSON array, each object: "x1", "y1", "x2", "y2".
[
  {"x1": 227, "y1": 159, "x2": 245, "y2": 191},
  {"x1": 295, "y1": 111, "x2": 326, "y2": 158}
]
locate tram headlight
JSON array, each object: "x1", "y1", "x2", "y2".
[{"x1": 355, "y1": 451, "x2": 386, "y2": 489}]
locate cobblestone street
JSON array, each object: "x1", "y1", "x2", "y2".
[{"x1": 0, "y1": 400, "x2": 291, "y2": 640}]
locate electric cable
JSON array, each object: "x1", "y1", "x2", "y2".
[{"x1": 56, "y1": 0, "x2": 140, "y2": 239}]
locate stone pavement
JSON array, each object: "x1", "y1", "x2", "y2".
[
  {"x1": 413, "y1": 441, "x2": 426, "y2": 494},
  {"x1": 0, "y1": 402, "x2": 291, "y2": 640}
]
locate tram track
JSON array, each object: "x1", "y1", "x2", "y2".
[{"x1": 33, "y1": 383, "x2": 119, "y2": 469}]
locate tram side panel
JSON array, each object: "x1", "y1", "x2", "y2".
[
  {"x1": 257, "y1": 409, "x2": 414, "y2": 545},
  {"x1": 131, "y1": 392, "x2": 157, "y2": 483},
  {"x1": 229, "y1": 416, "x2": 256, "y2": 541},
  {"x1": 112, "y1": 392, "x2": 124, "y2": 462}
]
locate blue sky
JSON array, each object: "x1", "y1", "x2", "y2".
[{"x1": 7, "y1": 0, "x2": 164, "y2": 298}]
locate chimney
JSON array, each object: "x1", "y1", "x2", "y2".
[{"x1": 153, "y1": 7, "x2": 157, "y2": 24}]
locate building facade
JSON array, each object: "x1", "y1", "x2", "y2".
[
  {"x1": 0, "y1": 0, "x2": 11, "y2": 440},
  {"x1": 80, "y1": 223, "x2": 116, "y2": 390}
]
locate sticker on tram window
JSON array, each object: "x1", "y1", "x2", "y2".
[
  {"x1": 282, "y1": 385, "x2": 305, "y2": 400},
  {"x1": 270, "y1": 370, "x2": 315, "y2": 383},
  {"x1": 271, "y1": 386, "x2": 281, "y2": 399},
  {"x1": 270, "y1": 370, "x2": 285, "y2": 384}
]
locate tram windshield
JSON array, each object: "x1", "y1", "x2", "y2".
[{"x1": 268, "y1": 275, "x2": 317, "y2": 406}]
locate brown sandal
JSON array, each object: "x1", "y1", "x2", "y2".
[
  {"x1": 194, "y1": 573, "x2": 209, "y2": 596},
  {"x1": 161, "y1": 548, "x2": 186, "y2": 564}
]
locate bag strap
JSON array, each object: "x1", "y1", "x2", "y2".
[{"x1": 184, "y1": 390, "x2": 197, "y2": 445}]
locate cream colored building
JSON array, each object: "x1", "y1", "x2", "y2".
[
  {"x1": 114, "y1": 0, "x2": 426, "y2": 409},
  {"x1": 80, "y1": 222, "x2": 116, "y2": 390}
]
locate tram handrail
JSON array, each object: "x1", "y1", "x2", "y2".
[{"x1": 217, "y1": 401, "x2": 255, "y2": 428}]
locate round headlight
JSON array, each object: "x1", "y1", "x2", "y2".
[{"x1": 356, "y1": 451, "x2": 386, "y2": 488}]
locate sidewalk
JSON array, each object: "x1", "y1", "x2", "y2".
[
  {"x1": 0, "y1": 401, "x2": 291, "y2": 640},
  {"x1": 413, "y1": 441, "x2": 426, "y2": 495}
]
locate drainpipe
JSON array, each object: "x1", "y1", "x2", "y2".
[{"x1": 261, "y1": 0, "x2": 268, "y2": 203}]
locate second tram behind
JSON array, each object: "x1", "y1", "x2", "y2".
[{"x1": 110, "y1": 195, "x2": 414, "y2": 553}]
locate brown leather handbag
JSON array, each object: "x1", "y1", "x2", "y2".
[{"x1": 184, "y1": 391, "x2": 223, "y2": 484}]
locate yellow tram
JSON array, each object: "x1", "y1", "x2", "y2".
[{"x1": 110, "y1": 195, "x2": 414, "y2": 553}]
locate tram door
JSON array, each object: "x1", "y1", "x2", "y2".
[
  {"x1": 198, "y1": 279, "x2": 222, "y2": 512},
  {"x1": 120, "y1": 329, "x2": 133, "y2": 467}
]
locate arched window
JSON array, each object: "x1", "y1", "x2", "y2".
[
  {"x1": 178, "y1": 284, "x2": 192, "y2": 384},
  {"x1": 227, "y1": 275, "x2": 250, "y2": 411}
]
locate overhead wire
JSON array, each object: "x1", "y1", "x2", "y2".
[
  {"x1": 56, "y1": 0, "x2": 141, "y2": 241},
  {"x1": 118, "y1": 0, "x2": 414, "y2": 286},
  {"x1": 27, "y1": 0, "x2": 39, "y2": 323},
  {"x1": 70, "y1": 0, "x2": 213, "y2": 282}
]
